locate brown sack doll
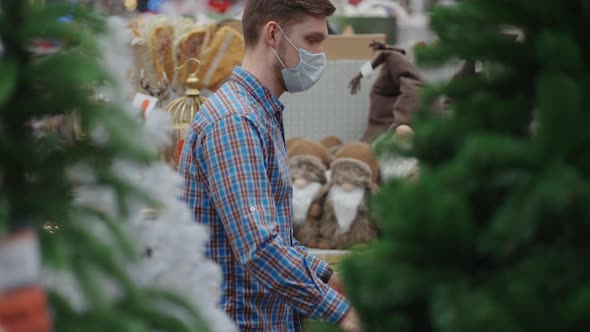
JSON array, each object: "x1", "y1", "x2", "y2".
[{"x1": 349, "y1": 41, "x2": 445, "y2": 143}]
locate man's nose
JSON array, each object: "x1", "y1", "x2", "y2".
[{"x1": 313, "y1": 45, "x2": 325, "y2": 54}]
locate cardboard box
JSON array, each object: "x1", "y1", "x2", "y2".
[{"x1": 324, "y1": 33, "x2": 386, "y2": 60}]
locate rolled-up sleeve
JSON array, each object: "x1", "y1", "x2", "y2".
[
  {"x1": 198, "y1": 114, "x2": 350, "y2": 323},
  {"x1": 292, "y1": 237, "x2": 333, "y2": 282}
]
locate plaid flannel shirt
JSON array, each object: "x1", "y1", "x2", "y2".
[{"x1": 178, "y1": 67, "x2": 351, "y2": 331}]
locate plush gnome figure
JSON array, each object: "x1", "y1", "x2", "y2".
[
  {"x1": 320, "y1": 135, "x2": 344, "y2": 156},
  {"x1": 306, "y1": 142, "x2": 380, "y2": 249},
  {"x1": 378, "y1": 125, "x2": 419, "y2": 181},
  {"x1": 319, "y1": 135, "x2": 344, "y2": 183},
  {"x1": 286, "y1": 136, "x2": 304, "y2": 152},
  {"x1": 287, "y1": 139, "x2": 331, "y2": 246}
]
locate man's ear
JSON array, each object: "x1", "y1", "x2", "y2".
[{"x1": 263, "y1": 21, "x2": 280, "y2": 49}]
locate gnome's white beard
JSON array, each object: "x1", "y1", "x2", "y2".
[
  {"x1": 379, "y1": 156, "x2": 418, "y2": 180},
  {"x1": 329, "y1": 185, "x2": 365, "y2": 234},
  {"x1": 292, "y1": 182, "x2": 323, "y2": 224}
]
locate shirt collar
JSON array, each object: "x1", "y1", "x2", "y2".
[{"x1": 230, "y1": 66, "x2": 285, "y2": 117}]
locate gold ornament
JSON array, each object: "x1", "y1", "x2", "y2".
[
  {"x1": 164, "y1": 58, "x2": 207, "y2": 168},
  {"x1": 42, "y1": 222, "x2": 60, "y2": 234}
]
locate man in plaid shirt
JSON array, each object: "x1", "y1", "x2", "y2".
[{"x1": 178, "y1": 0, "x2": 360, "y2": 331}]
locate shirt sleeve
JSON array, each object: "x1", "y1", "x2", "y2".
[
  {"x1": 197, "y1": 114, "x2": 351, "y2": 324},
  {"x1": 291, "y1": 237, "x2": 333, "y2": 282}
]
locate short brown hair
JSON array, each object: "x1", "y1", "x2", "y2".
[{"x1": 242, "y1": 0, "x2": 336, "y2": 47}]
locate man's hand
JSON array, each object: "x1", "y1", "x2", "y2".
[
  {"x1": 348, "y1": 74, "x2": 362, "y2": 95},
  {"x1": 330, "y1": 274, "x2": 361, "y2": 331},
  {"x1": 339, "y1": 308, "x2": 361, "y2": 332},
  {"x1": 328, "y1": 272, "x2": 344, "y2": 295}
]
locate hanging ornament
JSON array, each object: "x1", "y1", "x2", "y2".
[
  {"x1": 209, "y1": 0, "x2": 232, "y2": 14},
  {"x1": 0, "y1": 229, "x2": 52, "y2": 332},
  {"x1": 164, "y1": 58, "x2": 207, "y2": 168}
]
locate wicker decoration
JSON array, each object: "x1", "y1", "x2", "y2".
[{"x1": 164, "y1": 58, "x2": 207, "y2": 168}]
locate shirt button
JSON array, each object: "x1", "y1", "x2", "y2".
[{"x1": 250, "y1": 206, "x2": 256, "y2": 212}]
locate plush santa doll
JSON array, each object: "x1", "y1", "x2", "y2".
[
  {"x1": 378, "y1": 125, "x2": 419, "y2": 181},
  {"x1": 287, "y1": 139, "x2": 332, "y2": 246},
  {"x1": 305, "y1": 143, "x2": 380, "y2": 249}
]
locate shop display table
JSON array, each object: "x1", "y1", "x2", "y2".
[{"x1": 307, "y1": 249, "x2": 351, "y2": 272}]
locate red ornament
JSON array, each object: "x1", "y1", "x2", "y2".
[
  {"x1": 0, "y1": 230, "x2": 52, "y2": 332},
  {"x1": 209, "y1": 0, "x2": 232, "y2": 13},
  {"x1": 0, "y1": 287, "x2": 53, "y2": 332},
  {"x1": 141, "y1": 99, "x2": 150, "y2": 121},
  {"x1": 177, "y1": 139, "x2": 185, "y2": 161}
]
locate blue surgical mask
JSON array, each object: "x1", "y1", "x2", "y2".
[{"x1": 272, "y1": 26, "x2": 327, "y2": 93}]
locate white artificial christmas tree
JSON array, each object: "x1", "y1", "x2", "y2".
[{"x1": 43, "y1": 16, "x2": 238, "y2": 332}]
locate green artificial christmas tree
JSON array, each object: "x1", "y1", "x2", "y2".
[
  {"x1": 342, "y1": 1, "x2": 590, "y2": 331},
  {"x1": 0, "y1": 2, "x2": 218, "y2": 331}
]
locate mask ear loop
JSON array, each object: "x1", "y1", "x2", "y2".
[
  {"x1": 272, "y1": 24, "x2": 292, "y2": 69},
  {"x1": 276, "y1": 25, "x2": 299, "y2": 51},
  {"x1": 273, "y1": 48, "x2": 287, "y2": 69}
]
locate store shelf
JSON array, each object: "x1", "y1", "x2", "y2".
[{"x1": 307, "y1": 249, "x2": 351, "y2": 272}]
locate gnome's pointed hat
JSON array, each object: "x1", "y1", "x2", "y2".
[
  {"x1": 320, "y1": 136, "x2": 344, "y2": 156},
  {"x1": 288, "y1": 139, "x2": 332, "y2": 169},
  {"x1": 286, "y1": 136, "x2": 304, "y2": 151},
  {"x1": 331, "y1": 142, "x2": 379, "y2": 186},
  {"x1": 288, "y1": 139, "x2": 332, "y2": 185}
]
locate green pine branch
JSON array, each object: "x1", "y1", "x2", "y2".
[{"x1": 339, "y1": 1, "x2": 590, "y2": 331}]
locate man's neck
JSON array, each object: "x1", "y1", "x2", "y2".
[{"x1": 241, "y1": 50, "x2": 285, "y2": 99}]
